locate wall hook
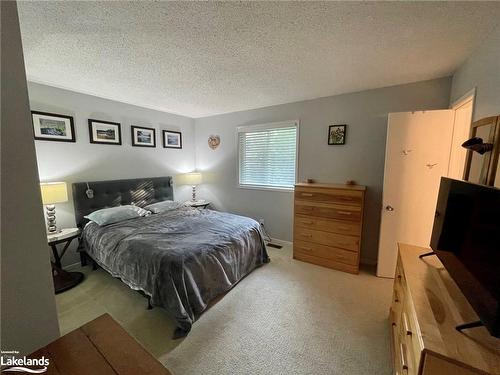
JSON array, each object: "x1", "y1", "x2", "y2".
[
  {"x1": 426, "y1": 163, "x2": 438, "y2": 169},
  {"x1": 402, "y1": 149, "x2": 413, "y2": 156}
]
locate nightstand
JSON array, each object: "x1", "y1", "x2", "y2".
[
  {"x1": 47, "y1": 228, "x2": 84, "y2": 294},
  {"x1": 184, "y1": 200, "x2": 211, "y2": 209}
]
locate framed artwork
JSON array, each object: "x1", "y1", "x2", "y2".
[
  {"x1": 88, "y1": 119, "x2": 122, "y2": 145},
  {"x1": 131, "y1": 126, "x2": 156, "y2": 147},
  {"x1": 208, "y1": 135, "x2": 220, "y2": 150},
  {"x1": 163, "y1": 130, "x2": 182, "y2": 149},
  {"x1": 328, "y1": 124, "x2": 346, "y2": 145},
  {"x1": 32, "y1": 111, "x2": 75, "y2": 142}
]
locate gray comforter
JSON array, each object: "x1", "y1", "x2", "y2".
[{"x1": 82, "y1": 207, "x2": 269, "y2": 336}]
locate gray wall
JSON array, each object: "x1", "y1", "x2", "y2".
[
  {"x1": 451, "y1": 24, "x2": 500, "y2": 120},
  {"x1": 29, "y1": 82, "x2": 196, "y2": 266},
  {"x1": 1, "y1": 1, "x2": 60, "y2": 355},
  {"x1": 194, "y1": 77, "x2": 452, "y2": 264}
]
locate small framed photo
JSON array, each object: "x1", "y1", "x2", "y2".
[
  {"x1": 131, "y1": 126, "x2": 156, "y2": 147},
  {"x1": 163, "y1": 130, "x2": 182, "y2": 149},
  {"x1": 32, "y1": 111, "x2": 75, "y2": 142},
  {"x1": 88, "y1": 119, "x2": 122, "y2": 145},
  {"x1": 328, "y1": 124, "x2": 347, "y2": 145}
]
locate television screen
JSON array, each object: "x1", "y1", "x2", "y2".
[{"x1": 430, "y1": 177, "x2": 500, "y2": 337}]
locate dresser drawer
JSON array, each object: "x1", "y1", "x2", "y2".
[
  {"x1": 293, "y1": 252, "x2": 359, "y2": 274},
  {"x1": 294, "y1": 227, "x2": 359, "y2": 252},
  {"x1": 294, "y1": 202, "x2": 362, "y2": 222},
  {"x1": 295, "y1": 186, "x2": 363, "y2": 206},
  {"x1": 294, "y1": 240, "x2": 358, "y2": 265},
  {"x1": 294, "y1": 215, "x2": 361, "y2": 236}
]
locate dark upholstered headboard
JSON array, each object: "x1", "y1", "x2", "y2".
[{"x1": 72, "y1": 176, "x2": 173, "y2": 228}]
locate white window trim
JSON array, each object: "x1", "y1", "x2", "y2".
[{"x1": 237, "y1": 120, "x2": 300, "y2": 192}]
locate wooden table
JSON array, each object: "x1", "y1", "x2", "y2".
[
  {"x1": 28, "y1": 314, "x2": 172, "y2": 374},
  {"x1": 47, "y1": 228, "x2": 84, "y2": 294}
]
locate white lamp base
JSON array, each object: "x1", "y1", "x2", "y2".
[
  {"x1": 191, "y1": 185, "x2": 197, "y2": 202},
  {"x1": 46, "y1": 204, "x2": 59, "y2": 233}
]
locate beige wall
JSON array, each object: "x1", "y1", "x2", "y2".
[
  {"x1": 451, "y1": 24, "x2": 500, "y2": 120},
  {"x1": 194, "y1": 77, "x2": 452, "y2": 264},
  {"x1": 1, "y1": 1, "x2": 60, "y2": 355}
]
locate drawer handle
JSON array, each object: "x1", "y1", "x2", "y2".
[
  {"x1": 338, "y1": 226, "x2": 351, "y2": 231},
  {"x1": 301, "y1": 220, "x2": 314, "y2": 225},
  {"x1": 302, "y1": 207, "x2": 313, "y2": 211},
  {"x1": 301, "y1": 234, "x2": 312, "y2": 238},
  {"x1": 403, "y1": 313, "x2": 412, "y2": 336},
  {"x1": 337, "y1": 211, "x2": 352, "y2": 215},
  {"x1": 336, "y1": 255, "x2": 346, "y2": 260},
  {"x1": 301, "y1": 247, "x2": 312, "y2": 251},
  {"x1": 301, "y1": 193, "x2": 313, "y2": 197},
  {"x1": 399, "y1": 342, "x2": 408, "y2": 370}
]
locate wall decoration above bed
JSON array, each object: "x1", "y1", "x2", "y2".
[
  {"x1": 162, "y1": 130, "x2": 182, "y2": 149},
  {"x1": 208, "y1": 135, "x2": 220, "y2": 150},
  {"x1": 32, "y1": 110, "x2": 76, "y2": 142},
  {"x1": 88, "y1": 119, "x2": 122, "y2": 145},
  {"x1": 131, "y1": 125, "x2": 156, "y2": 147},
  {"x1": 328, "y1": 124, "x2": 347, "y2": 145}
]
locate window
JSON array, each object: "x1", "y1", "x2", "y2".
[{"x1": 238, "y1": 121, "x2": 298, "y2": 190}]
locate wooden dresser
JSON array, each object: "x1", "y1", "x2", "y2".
[
  {"x1": 390, "y1": 243, "x2": 500, "y2": 375},
  {"x1": 293, "y1": 182, "x2": 366, "y2": 274}
]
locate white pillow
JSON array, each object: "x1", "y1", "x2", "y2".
[
  {"x1": 85, "y1": 205, "x2": 150, "y2": 226},
  {"x1": 144, "y1": 200, "x2": 182, "y2": 213}
]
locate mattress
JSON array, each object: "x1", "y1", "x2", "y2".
[{"x1": 82, "y1": 207, "x2": 269, "y2": 336}]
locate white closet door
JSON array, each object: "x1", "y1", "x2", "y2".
[{"x1": 376, "y1": 110, "x2": 454, "y2": 278}]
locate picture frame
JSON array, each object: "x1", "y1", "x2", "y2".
[
  {"x1": 163, "y1": 130, "x2": 182, "y2": 149},
  {"x1": 328, "y1": 124, "x2": 347, "y2": 145},
  {"x1": 131, "y1": 126, "x2": 156, "y2": 147},
  {"x1": 32, "y1": 111, "x2": 76, "y2": 142},
  {"x1": 88, "y1": 119, "x2": 122, "y2": 145}
]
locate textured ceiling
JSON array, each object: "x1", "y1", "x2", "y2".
[{"x1": 18, "y1": 1, "x2": 500, "y2": 118}]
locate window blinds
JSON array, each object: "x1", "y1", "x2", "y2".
[{"x1": 238, "y1": 123, "x2": 297, "y2": 189}]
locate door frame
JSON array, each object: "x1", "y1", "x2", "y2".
[
  {"x1": 449, "y1": 88, "x2": 476, "y2": 179},
  {"x1": 450, "y1": 88, "x2": 476, "y2": 112}
]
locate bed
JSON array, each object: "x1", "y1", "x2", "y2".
[{"x1": 73, "y1": 177, "x2": 269, "y2": 337}]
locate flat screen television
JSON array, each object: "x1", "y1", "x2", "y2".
[{"x1": 430, "y1": 177, "x2": 500, "y2": 337}]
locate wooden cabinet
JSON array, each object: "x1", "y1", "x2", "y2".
[
  {"x1": 390, "y1": 244, "x2": 500, "y2": 375},
  {"x1": 293, "y1": 183, "x2": 365, "y2": 274}
]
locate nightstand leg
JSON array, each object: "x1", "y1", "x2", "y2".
[{"x1": 50, "y1": 244, "x2": 62, "y2": 269}]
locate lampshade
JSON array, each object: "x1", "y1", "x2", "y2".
[
  {"x1": 40, "y1": 182, "x2": 68, "y2": 205},
  {"x1": 182, "y1": 172, "x2": 202, "y2": 185}
]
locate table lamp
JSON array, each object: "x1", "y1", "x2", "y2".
[
  {"x1": 182, "y1": 172, "x2": 202, "y2": 201},
  {"x1": 40, "y1": 182, "x2": 68, "y2": 233}
]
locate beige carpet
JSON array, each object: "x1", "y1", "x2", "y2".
[{"x1": 57, "y1": 244, "x2": 393, "y2": 375}]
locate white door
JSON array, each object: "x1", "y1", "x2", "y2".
[{"x1": 376, "y1": 110, "x2": 454, "y2": 278}]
